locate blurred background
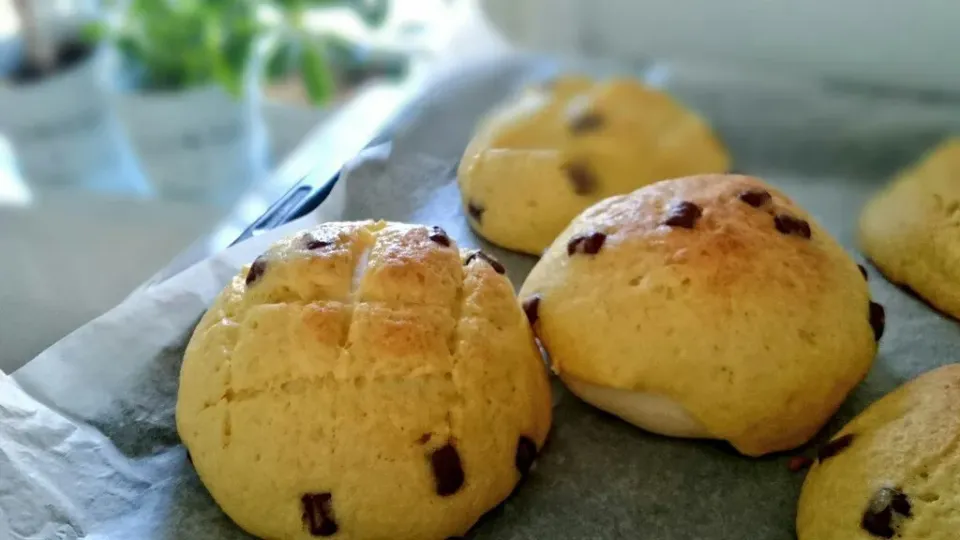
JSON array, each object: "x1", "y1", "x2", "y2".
[
  {"x1": 0, "y1": 0, "x2": 516, "y2": 370},
  {"x1": 2, "y1": 0, "x2": 959, "y2": 372}
]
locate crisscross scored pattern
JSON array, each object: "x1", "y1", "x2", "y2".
[{"x1": 176, "y1": 221, "x2": 551, "y2": 540}]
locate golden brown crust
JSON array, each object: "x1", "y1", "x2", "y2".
[
  {"x1": 521, "y1": 174, "x2": 877, "y2": 456},
  {"x1": 797, "y1": 364, "x2": 960, "y2": 540},
  {"x1": 177, "y1": 220, "x2": 551, "y2": 540}
]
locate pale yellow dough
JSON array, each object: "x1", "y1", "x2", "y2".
[
  {"x1": 520, "y1": 174, "x2": 878, "y2": 456},
  {"x1": 797, "y1": 364, "x2": 960, "y2": 540},
  {"x1": 860, "y1": 137, "x2": 960, "y2": 319},
  {"x1": 458, "y1": 76, "x2": 730, "y2": 255},
  {"x1": 177, "y1": 220, "x2": 551, "y2": 540}
]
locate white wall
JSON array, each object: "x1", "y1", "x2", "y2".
[{"x1": 482, "y1": 0, "x2": 960, "y2": 92}]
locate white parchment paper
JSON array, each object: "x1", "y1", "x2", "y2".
[{"x1": 4, "y1": 55, "x2": 960, "y2": 540}]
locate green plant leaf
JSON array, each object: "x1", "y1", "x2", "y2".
[
  {"x1": 201, "y1": 8, "x2": 235, "y2": 94},
  {"x1": 94, "y1": 0, "x2": 365, "y2": 94},
  {"x1": 275, "y1": 0, "x2": 308, "y2": 11},
  {"x1": 220, "y1": 33, "x2": 259, "y2": 98},
  {"x1": 212, "y1": 50, "x2": 242, "y2": 97},
  {"x1": 80, "y1": 21, "x2": 106, "y2": 44},
  {"x1": 299, "y1": 0, "x2": 348, "y2": 6},
  {"x1": 300, "y1": 40, "x2": 336, "y2": 104},
  {"x1": 115, "y1": 35, "x2": 143, "y2": 63},
  {"x1": 265, "y1": 37, "x2": 299, "y2": 81}
]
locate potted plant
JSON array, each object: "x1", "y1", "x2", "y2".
[
  {"x1": 0, "y1": 0, "x2": 146, "y2": 194},
  {"x1": 88, "y1": 0, "x2": 389, "y2": 204}
]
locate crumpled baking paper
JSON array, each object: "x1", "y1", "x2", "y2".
[{"x1": 4, "y1": 55, "x2": 960, "y2": 540}]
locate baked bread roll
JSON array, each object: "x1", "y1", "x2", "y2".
[
  {"x1": 177, "y1": 220, "x2": 551, "y2": 540},
  {"x1": 458, "y1": 75, "x2": 730, "y2": 255},
  {"x1": 860, "y1": 137, "x2": 960, "y2": 319},
  {"x1": 520, "y1": 174, "x2": 882, "y2": 456},
  {"x1": 797, "y1": 364, "x2": 960, "y2": 540}
]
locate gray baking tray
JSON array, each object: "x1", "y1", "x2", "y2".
[{"x1": 5, "y1": 54, "x2": 960, "y2": 539}]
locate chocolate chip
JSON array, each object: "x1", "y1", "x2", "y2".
[
  {"x1": 858, "y1": 264, "x2": 869, "y2": 280},
  {"x1": 465, "y1": 250, "x2": 506, "y2": 275},
  {"x1": 431, "y1": 443, "x2": 465, "y2": 496},
  {"x1": 515, "y1": 436, "x2": 538, "y2": 476},
  {"x1": 787, "y1": 456, "x2": 813, "y2": 472},
  {"x1": 817, "y1": 433, "x2": 855, "y2": 462},
  {"x1": 890, "y1": 491, "x2": 912, "y2": 517},
  {"x1": 428, "y1": 226, "x2": 451, "y2": 247},
  {"x1": 301, "y1": 493, "x2": 338, "y2": 536},
  {"x1": 467, "y1": 201, "x2": 485, "y2": 223},
  {"x1": 417, "y1": 432, "x2": 432, "y2": 445},
  {"x1": 663, "y1": 201, "x2": 702, "y2": 229},
  {"x1": 861, "y1": 507, "x2": 895, "y2": 538},
  {"x1": 567, "y1": 231, "x2": 607, "y2": 256},
  {"x1": 869, "y1": 301, "x2": 886, "y2": 341},
  {"x1": 861, "y1": 487, "x2": 911, "y2": 538},
  {"x1": 304, "y1": 235, "x2": 332, "y2": 250},
  {"x1": 562, "y1": 162, "x2": 598, "y2": 195},
  {"x1": 774, "y1": 214, "x2": 812, "y2": 239},
  {"x1": 305, "y1": 239, "x2": 332, "y2": 250},
  {"x1": 568, "y1": 110, "x2": 604, "y2": 134},
  {"x1": 522, "y1": 295, "x2": 541, "y2": 325},
  {"x1": 246, "y1": 256, "x2": 267, "y2": 286},
  {"x1": 737, "y1": 189, "x2": 772, "y2": 208}
]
